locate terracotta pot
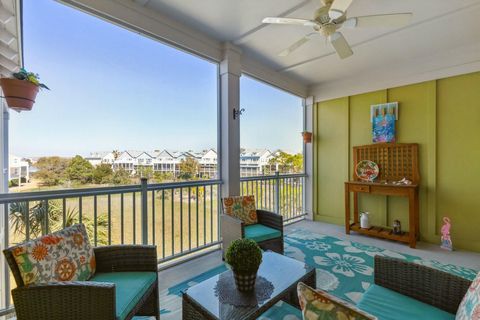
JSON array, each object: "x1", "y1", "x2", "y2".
[
  {"x1": 302, "y1": 131, "x2": 313, "y2": 143},
  {"x1": 0, "y1": 78, "x2": 39, "y2": 111},
  {"x1": 233, "y1": 269, "x2": 258, "y2": 292}
]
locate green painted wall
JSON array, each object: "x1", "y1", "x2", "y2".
[{"x1": 313, "y1": 72, "x2": 480, "y2": 252}]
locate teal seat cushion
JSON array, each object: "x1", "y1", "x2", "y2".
[
  {"x1": 244, "y1": 224, "x2": 282, "y2": 243},
  {"x1": 357, "y1": 284, "x2": 456, "y2": 320},
  {"x1": 258, "y1": 300, "x2": 302, "y2": 319},
  {"x1": 90, "y1": 272, "x2": 157, "y2": 320}
]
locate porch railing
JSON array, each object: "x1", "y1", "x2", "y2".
[
  {"x1": 240, "y1": 172, "x2": 306, "y2": 223},
  {"x1": 0, "y1": 178, "x2": 223, "y2": 312},
  {"x1": 0, "y1": 174, "x2": 306, "y2": 312}
]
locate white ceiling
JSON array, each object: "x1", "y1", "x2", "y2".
[{"x1": 134, "y1": 0, "x2": 480, "y2": 99}]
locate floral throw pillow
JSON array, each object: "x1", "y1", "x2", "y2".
[
  {"x1": 222, "y1": 195, "x2": 257, "y2": 225},
  {"x1": 10, "y1": 224, "x2": 96, "y2": 286},
  {"x1": 456, "y1": 272, "x2": 480, "y2": 320},
  {"x1": 297, "y1": 282, "x2": 376, "y2": 320}
]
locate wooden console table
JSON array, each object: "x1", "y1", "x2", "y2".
[{"x1": 345, "y1": 143, "x2": 420, "y2": 248}]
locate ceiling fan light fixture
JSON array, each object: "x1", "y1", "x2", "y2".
[{"x1": 328, "y1": 9, "x2": 344, "y2": 20}]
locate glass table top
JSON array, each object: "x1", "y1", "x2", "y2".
[{"x1": 184, "y1": 251, "x2": 314, "y2": 320}]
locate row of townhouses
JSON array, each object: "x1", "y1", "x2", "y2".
[{"x1": 86, "y1": 149, "x2": 277, "y2": 178}]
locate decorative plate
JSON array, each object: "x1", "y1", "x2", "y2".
[{"x1": 355, "y1": 160, "x2": 379, "y2": 182}]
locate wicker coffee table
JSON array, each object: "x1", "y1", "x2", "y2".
[{"x1": 182, "y1": 251, "x2": 315, "y2": 320}]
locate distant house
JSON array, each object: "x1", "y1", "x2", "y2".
[
  {"x1": 240, "y1": 149, "x2": 273, "y2": 177},
  {"x1": 133, "y1": 151, "x2": 154, "y2": 171},
  {"x1": 86, "y1": 151, "x2": 116, "y2": 166},
  {"x1": 153, "y1": 150, "x2": 180, "y2": 176},
  {"x1": 198, "y1": 149, "x2": 217, "y2": 178},
  {"x1": 113, "y1": 151, "x2": 136, "y2": 172},
  {"x1": 101, "y1": 152, "x2": 117, "y2": 165},
  {"x1": 9, "y1": 155, "x2": 30, "y2": 184}
]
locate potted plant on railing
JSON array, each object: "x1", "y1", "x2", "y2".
[
  {"x1": 225, "y1": 238, "x2": 262, "y2": 292},
  {"x1": 0, "y1": 68, "x2": 49, "y2": 111},
  {"x1": 302, "y1": 131, "x2": 312, "y2": 143}
]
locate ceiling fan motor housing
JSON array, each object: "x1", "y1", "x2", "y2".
[{"x1": 314, "y1": 7, "x2": 332, "y2": 24}]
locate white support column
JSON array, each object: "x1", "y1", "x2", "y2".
[
  {"x1": 0, "y1": 104, "x2": 9, "y2": 309},
  {"x1": 304, "y1": 96, "x2": 314, "y2": 220},
  {"x1": 219, "y1": 43, "x2": 242, "y2": 197}
]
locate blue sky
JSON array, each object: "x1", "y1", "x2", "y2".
[{"x1": 10, "y1": 0, "x2": 303, "y2": 157}]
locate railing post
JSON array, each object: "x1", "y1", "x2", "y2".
[
  {"x1": 274, "y1": 171, "x2": 280, "y2": 214},
  {"x1": 141, "y1": 177, "x2": 148, "y2": 245}
]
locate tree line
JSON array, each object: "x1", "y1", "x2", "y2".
[{"x1": 34, "y1": 156, "x2": 131, "y2": 186}]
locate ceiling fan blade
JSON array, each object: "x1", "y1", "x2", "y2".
[
  {"x1": 328, "y1": 32, "x2": 353, "y2": 59},
  {"x1": 279, "y1": 33, "x2": 315, "y2": 57},
  {"x1": 344, "y1": 13, "x2": 412, "y2": 28},
  {"x1": 262, "y1": 17, "x2": 318, "y2": 27},
  {"x1": 329, "y1": 0, "x2": 353, "y2": 19}
]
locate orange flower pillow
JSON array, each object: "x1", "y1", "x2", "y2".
[
  {"x1": 222, "y1": 195, "x2": 258, "y2": 225},
  {"x1": 10, "y1": 224, "x2": 96, "y2": 286}
]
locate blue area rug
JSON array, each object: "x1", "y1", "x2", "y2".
[{"x1": 159, "y1": 228, "x2": 478, "y2": 319}]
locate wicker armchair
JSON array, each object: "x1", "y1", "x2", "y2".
[
  {"x1": 4, "y1": 245, "x2": 160, "y2": 320},
  {"x1": 221, "y1": 208, "x2": 284, "y2": 256},
  {"x1": 373, "y1": 255, "x2": 471, "y2": 314}
]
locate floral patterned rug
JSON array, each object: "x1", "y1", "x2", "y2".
[
  {"x1": 159, "y1": 228, "x2": 478, "y2": 319},
  {"x1": 284, "y1": 228, "x2": 477, "y2": 305}
]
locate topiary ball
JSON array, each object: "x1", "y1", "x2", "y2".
[{"x1": 225, "y1": 238, "x2": 262, "y2": 273}]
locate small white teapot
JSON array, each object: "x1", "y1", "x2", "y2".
[{"x1": 360, "y1": 212, "x2": 370, "y2": 229}]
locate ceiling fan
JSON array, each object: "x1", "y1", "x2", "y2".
[{"x1": 262, "y1": 0, "x2": 412, "y2": 59}]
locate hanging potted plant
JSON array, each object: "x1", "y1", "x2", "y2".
[
  {"x1": 0, "y1": 68, "x2": 49, "y2": 111},
  {"x1": 225, "y1": 238, "x2": 262, "y2": 292},
  {"x1": 302, "y1": 131, "x2": 313, "y2": 143}
]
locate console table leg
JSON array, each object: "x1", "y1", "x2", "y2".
[
  {"x1": 408, "y1": 189, "x2": 417, "y2": 248},
  {"x1": 353, "y1": 193, "x2": 359, "y2": 224},
  {"x1": 345, "y1": 184, "x2": 350, "y2": 234}
]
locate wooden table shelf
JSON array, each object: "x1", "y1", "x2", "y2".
[
  {"x1": 345, "y1": 143, "x2": 420, "y2": 248},
  {"x1": 349, "y1": 222, "x2": 410, "y2": 243}
]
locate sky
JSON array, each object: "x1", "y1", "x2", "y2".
[{"x1": 9, "y1": 0, "x2": 303, "y2": 157}]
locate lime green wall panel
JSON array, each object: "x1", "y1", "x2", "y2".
[
  {"x1": 386, "y1": 82, "x2": 434, "y2": 236},
  {"x1": 437, "y1": 72, "x2": 480, "y2": 251},
  {"x1": 313, "y1": 71, "x2": 480, "y2": 252},
  {"x1": 314, "y1": 97, "x2": 349, "y2": 224}
]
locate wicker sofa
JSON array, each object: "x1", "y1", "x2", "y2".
[
  {"x1": 289, "y1": 256, "x2": 472, "y2": 320},
  {"x1": 4, "y1": 244, "x2": 160, "y2": 320},
  {"x1": 357, "y1": 255, "x2": 471, "y2": 319},
  {"x1": 221, "y1": 208, "x2": 284, "y2": 256}
]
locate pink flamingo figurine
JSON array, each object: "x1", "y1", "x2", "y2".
[{"x1": 440, "y1": 217, "x2": 453, "y2": 251}]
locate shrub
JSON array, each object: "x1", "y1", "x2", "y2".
[
  {"x1": 66, "y1": 155, "x2": 94, "y2": 184},
  {"x1": 93, "y1": 164, "x2": 113, "y2": 184},
  {"x1": 225, "y1": 238, "x2": 262, "y2": 273}
]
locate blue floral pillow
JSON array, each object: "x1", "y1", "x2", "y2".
[{"x1": 456, "y1": 272, "x2": 480, "y2": 319}]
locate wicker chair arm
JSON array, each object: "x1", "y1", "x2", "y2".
[
  {"x1": 374, "y1": 256, "x2": 471, "y2": 314},
  {"x1": 220, "y1": 214, "x2": 244, "y2": 258},
  {"x1": 257, "y1": 209, "x2": 283, "y2": 232},
  {"x1": 12, "y1": 281, "x2": 116, "y2": 320},
  {"x1": 94, "y1": 245, "x2": 158, "y2": 273}
]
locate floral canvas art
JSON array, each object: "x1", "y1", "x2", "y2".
[{"x1": 371, "y1": 102, "x2": 398, "y2": 143}]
